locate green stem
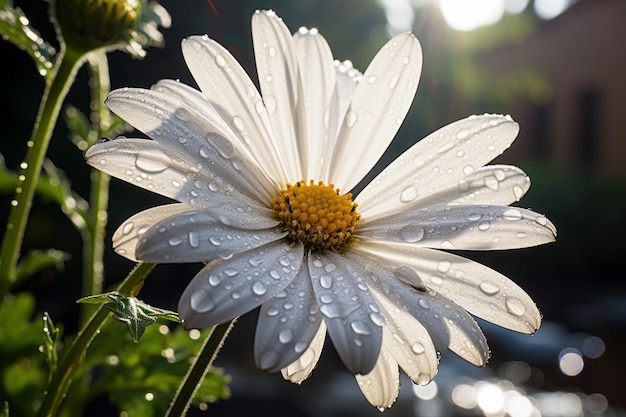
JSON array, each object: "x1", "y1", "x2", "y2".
[
  {"x1": 0, "y1": 47, "x2": 85, "y2": 306},
  {"x1": 81, "y1": 52, "x2": 112, "y2": 323},
  {"x1": 165, "y1": 319, "x2": 236, "y2": 417},
  {"x1": 36, "y1": 262, "x2": 155, "y2": 417}
]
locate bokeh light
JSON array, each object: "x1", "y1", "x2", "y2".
[{"x1": 559, "y1": 348, "x2": 585, "y2": 376}]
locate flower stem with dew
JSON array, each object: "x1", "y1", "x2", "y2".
[
  {"x1": 36, "y1": 262, "x2": 155, "y2": 417},
  {"x1": 165, "y1": 319, "x2": 236, "y2": 417},
  {"x1": 0, "y1": 47, "x2": 86, "y2": 307},
  {"x1": 80, "y1": 51, "x2": 112, "y2": 324}
]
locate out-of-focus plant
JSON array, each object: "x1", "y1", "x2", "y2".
[{"x1": 0, "y1": 1, "x2": 231, "y2": 416}]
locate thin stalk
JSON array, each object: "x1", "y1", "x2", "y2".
[
  {"x1": 165, "y1": 319, "x2": 236, "y2": 417},
  {"x1": 36, "y1": 262, "x2": 155, "y2": 417},
  {"x1": 80, "y1": 51, "x2": 113, "y2": 323},
  {"x1": 0, "y1": 47, "x2": 85, "y2": 306}
]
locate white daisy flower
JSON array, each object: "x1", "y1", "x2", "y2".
[{"x1": 86, "y1": 10, "x2": 556, "y2": 408}]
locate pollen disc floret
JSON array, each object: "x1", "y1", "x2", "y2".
[{"x1": 272, "y1": 180, "x2": 360, "y2": 251}]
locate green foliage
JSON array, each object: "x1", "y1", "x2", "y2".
[
  {"x1": 0, "y1": 293, "x2": 50, "y2": 417},
  {"x1": 0, "y1": 0, "x2": 57, "y2": 78},
  {"x1": 15, "y1": 249, "x2": 69, "y2": 285},
  {"x1": 85, "y1": 320, "x2": 231, "y2": 416}
]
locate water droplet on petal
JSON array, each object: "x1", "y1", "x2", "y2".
[
  {"x1": 400, "y1": 185, "x2": 418, "y2": 203},
  {"x1": 503, "y1": 208, "x2": 523, "y2": 221},
  {"x1": 479, "y1": 281, "x2": 500, "y2": 295},
  {"x1": 513, "y1": 185, "x2": 525, "y2": 201},
  {"x1": 223, "y1": 268, "x2": 239, "y2": 277},
  {"x1": 294, "y1": 342, "x2": 308, "y2": 353},
  {"x1": 168, "y1": 236, "x2": 182, "y2": 247},
  {"x1": 135, "y1": 151, "x2": 169, "y2": 174},
  {"x1": 320, "y1": 275, "x2": 333, "y2": 289},
  {"x1": 350, "y1": 320, "x2": 371, "y2": 335},
  {"x1": 388, "y1": 73, "x2": 400, "y2": 89},
  {"x1": 412, "y1": 342, "x2": 425, "y2": 354},
  {"x1": 215, "y1": 54, "x2": 227, "y2": 67},
  {"x1": 505, "y1": 297, "x2": 526, "y2": 316},
  {"x1": 252, "y1": 281, "x2": 267, "y2": 295},
  {"x1": 456, "y1": 129, "x2": 470, "y2": 139},
  {"x1": 399, "y1": 224, "x2": 425, "y2": 242},
  {"x1": 278, "y1": 328, "x2": 294, "y2": 344},
  {"x1": 416, "y1": 373, "x2": 431, "y2": 386},
  {"x1": 174, "y1": 107, "x2": 192, "y2": 121},
  {"x1": 122, "y1": 222, "x2": 134, "y2": 235},
  {"x1": 436, "y1": 261, "x2": 451, "y2": 273},
  {"x1": 188, "y1": 231, "x2": 200, "y2": 247},
  {"x1": 232, "y1": 116, "x2": 245, "y2": 131},
  {"x1": 190, "y1": 289, "x2": 214, "y2": 312},
  {"x1": 478, "y1": 222, "x2": 491, "y2": 231},
  {"x1": 369, "y1": 312, "x2": 384, "y2": 327},
  {"x1": 418, "y1": 298, "x2": 431, "y2": 310}
]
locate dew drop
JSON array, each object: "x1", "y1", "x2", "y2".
[
  {"x1": 135, "y1": 151, "x2": 169, "y2": 174},
  {"x1": 413, "y1": 154, "x2": 425, "y2": 167},
  {"x1": 122, "y1": 222, "x2": 134, "y2": 235},
  {"x1": 367, "y1": 75, "x2": 377, "y2": 84},
  {"x1": 345, "y1": 110, "x2": 358, "y2": 128},
  {"x1": 320, "y1": 275, "x2": 333, "y2": 289},
  {"x1": 400, "y1": 185, "x2": 418, "y2": 203},
  {"x1": 209, "y1": 236, "x2": 222, "y2": 246},
  {"x1": 463, "y1": 165, "x2": 475, "y2": 175},
  {"x1": 437, "y1": 261, "x2": 451, "y2": 273},
  {"x1": 505, "y1": 297, "x2": 526, "y2": 316},
  {"x1": 535, "y1": 215, "x2": 548, "y2": 226},
  {"x1": 479, "y1": 281, "x2": 500, "y2": 296},
  {"x1": 478, "y1": 222, "x2": 491, "y2": 231},
  {"x1": 208, "y1": 275, "x2": 221, "y2": 286},
  {"x1": 416, "y1": 373, "x2": 431, "y2": 386},
  {"x1": 252, "y1": 281, "x2": 267, "y2": 296},
  {"x1": 456, "y1": 129, "x2": 470, "y2": 140},
  {"x1": 369, "y1": 312, "x2": 384, "y2": 327},
  {"x1": 188, "y1": 231, "x2": 200, "y2": 247},
  {"x1": 418, "y1": 298, "x2": 431, "y2": 310},
  {"x1": 168, "y1": 236, "x2": 182, "y2": 247},
  {"x1": 412, "y1": 342, "x2": 426, "y2": 354},
  {"x1": 467, "y1": 213, "x2": 482, "y2": 221},
  {"x1": 276, "y1": 328, "x2": 294, "y2": 344},
  {"x1": 215, "y1": 54, "x2": 227, "y2": 67},
  {"x1": 231, "y1": 291, "x2": 241, "y2": 299},
  {"x1": 174, "y1": 107, "x2": 192, "y2": 121},
  {"x1": 190, "y1": 289, "x2": 214, "y2": 312},
  {"x1": 232, "y1": 116, "x2": 245, "y2": 131},
  {"x1": 268, "y1": 46, "x2": 277, "y2": 58},
  {"x1": 502, "y1": 208, "x2": 523, "y2": 221},
  {"x1": 266, "y1": 307, "x2": 279, "y2": 316},
  {"x1": 223, "y1": 268, "x2": 239, "y2": 277},
  {"x1": 388, "y1": 73, "x2": 400, "y2": 89},
  {"x1": 269, "y1": 270, "x2": 281, "y2": 280},
  {"x1": 399, "y1": 224, "x2": 425, "y2": 242},
  {"x1": 350, "y1": 320, "x2": 371, "y2": 335},
  {"x1": 294, "y1": 342, "x2": 308, "y2": 353}
]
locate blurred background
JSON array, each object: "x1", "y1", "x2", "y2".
[{"x1": 1, "y1": 0, "x2": 625, "y2": 416}]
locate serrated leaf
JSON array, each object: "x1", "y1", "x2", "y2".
[
  {"x1": 42, "y1": 312, "x2": 59, "y2": 378},
  {"x1": 15, "y1": 249, "x2": 69, "y2": 283},
  {"x1": 0, "y1": 0, "x2": 56, "y2": 78},
  {"x1": 78, "y1": 292, "x2": 179, "y2": 342}
]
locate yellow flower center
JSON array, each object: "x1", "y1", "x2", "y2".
[{"x1": 272, "y1": 180, "x2": 360, "y2": 252}]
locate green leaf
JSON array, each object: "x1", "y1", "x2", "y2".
[
  {"x1": 15, "y1": 248, "x2": 69, "y2": 283},
  {"x1": 0, "y1": 0, "x2": 56, "y2": 78},
  {"x1": 0, "y1": 154, "x2": 90, "y2": 234},
  {"x1": 42, "y1": 312, "x2": 60, "y2": 378},
  {"x1": 78, "y1": 292, "x2": 179, "y2": 342}
]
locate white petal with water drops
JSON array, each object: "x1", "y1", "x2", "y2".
[
  {"x1": 355, "y1": 349, "x2": 399, "y2": 408},
  {"x1": 358, "y1": 204, "x2": 556, "y2": 250},
  {"x1": 254, "y1": 263, "x2": 324, "y2": 372},
  {"x1": 136, "y1": 209, "x2": 286, "y2": 263},
  {"x1": 329, "y1": 33, "x2": 422, "y2": 191},
  {"x1": 178, "y1": 241, "x2": 303, "y2": 329},
  {"x1": 308, "y1": 252, "x2": 383, "y2": 374},
  {"x1": 358, "y1": 114, "x2": 520, "y2": 221},
  {"x1": 281, "y1": 321, "x2": 327, "y2": 384},
  {"x1": 355, "y1": 240, "x2": 542, "y2": 334}
]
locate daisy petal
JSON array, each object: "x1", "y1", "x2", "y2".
[
  {"x1": 358, "y1": 114, "x2": 520, "y2": 221},
  {"x1": 308, "y1": 252, "x2": 383, "y2": 375},
  {"x1": 178, "y1": 241, "x2": 303, "y2": 329},
  {"x1": 136, "y1": 209, "x2": 285, "y2": 263},
  {"x1": 105, "y1": 87, "x2": 275, "y2": 201},
  {"x1": 85, "y1": 138, "x2": 261, "y2": 211},
  {"x1": 254, "y1": 263, "x2": 323, "y2": 372},
  {"x1": 329, "y1": 33, "x2": 422, "y2": 191},
  {"x1": 252, "y1": 10, "x2": 301, "y2": 179},
  {"x1": 181, "y1": 35, "x2": 289, "y2": 184},
  {"x1": 356, "y1": 240, "x2": 542, "y2": 333},
  {"x1": 355, "y1": 349, "x2": 399, "y2": 408},
  {"x1": 409, "y1": 165, "x2": 531, "y2": 208},
  {"x1": 112, "y1": 203, "x2": 192, "y2": 261},
  {"x1": 347, "y1": 250, "x2": 489, "y2": 365},
  {"x1": 358, "y1": 205, "x2": 556, "y2": 250},
  {"x1": 281, "y1": 321, "x2": 327, "y2": 384},
  {"x1": 372, "y1": 291, "x2": 438, "y2": 385},
  {"x1": 293, "y1": 27, "x2": 336, "y2": 180}
]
